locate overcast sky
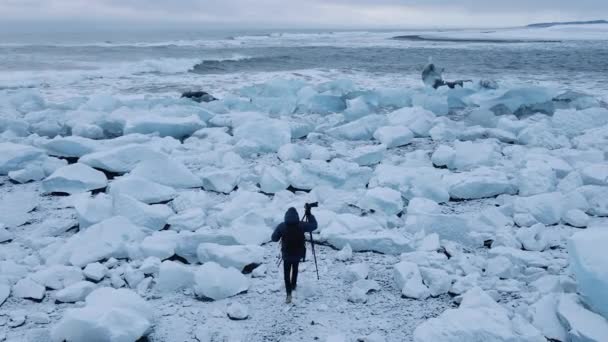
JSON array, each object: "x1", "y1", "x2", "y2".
[{"x1": 1, "y1": 0, "x2": 607, "y2": 30}]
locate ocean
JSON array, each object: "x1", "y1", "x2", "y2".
[{"x1": 1, "y1": 29, "x2": 608, "y2": 102}]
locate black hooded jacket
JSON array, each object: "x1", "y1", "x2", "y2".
[{"x1": 271, "y1": 207, "x2": 318, "y2": 263}]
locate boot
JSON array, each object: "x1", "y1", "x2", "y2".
[{"x1": 286, "y1": 294, "x2": 292, "y2": 304}]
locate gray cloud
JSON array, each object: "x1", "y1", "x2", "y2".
[{"x1": 1, "y1": 0, "x2": 607, "y2": 29}]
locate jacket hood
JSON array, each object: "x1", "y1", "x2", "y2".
[{"x1": 284, "y1": 207, "x2": 300, "y2": 225}]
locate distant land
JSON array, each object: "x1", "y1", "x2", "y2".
[{"x1": 527, "y1": 20, "x2": 608, "y2": 28}]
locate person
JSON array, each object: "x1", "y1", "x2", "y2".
[
  {"x1": 422, "y1": 61, "x2": 471, "y2": 89},
  {"x1": 271, "y1": 206, "x2": 318, "y2": 304}
]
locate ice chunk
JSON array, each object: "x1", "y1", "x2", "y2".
[
  {"x1": 413, "y1": 93, "x2": 448, "y2": 116},
  {"x1": 393, "y1": 261, "x2": 430, "y2": 299},
  {"x1": 13, "y1": 278, "x2": 46, "y2": 300},
  {"x1": 140, "y1": 230, "x2": 178, "y2": 260},
  {"x1": 0, "y1": 224, "x2": 13, "y2": 243},
  {"x1": 324, "y1": 230, "x2": 412, "y2": 255},
  {"x1": 83, "y1": 262, "x2": 107, "y2": 282},
  {"x1": 30, "y1": 265, "x2": 83, "y2": 290},
  {"x1": 449, "y1": 140, "x2": 502, "y2": 171},
  {"x1": 579, "y1": 185, "x2": 608, "y2": 216},
  {"x1": 516, "y1": 223, "x2": 549, "y2": 252},
  {"x1": 43, "y1": 136, "x2": 98, "y2": 158},
  {"x1": 260, "y1": 166, "x2": 289, "y2": 194},
  {"x1": 124, "y1": 115, "x2": 205, "y2": 138},
  {"x1": 42, "y1": 163, "x2": 108, "y2": 194},
  {"x1": 580, "y1": 164, "x2": 608, "y2": 186},
  {"x1": 80, "y1": 144, "x2": 166, "y2": 174},
  {"x1": 167, "y1": 208, "x2": 206, "y2": 232},
  {"x1": 518, "y1": 123, "x2": 571, "y2": 149},
  {"x1": 0, "y1": 283, "x2": 9, "y2": 307},
  {"x1": 201, "y1": 169, "x2": 240, "y2": 193},
  {"x1": 420, "y1": 267, "x2": 452, "y2": 297},
  {"x1": 529, "y1": 294, "x2": 567, "y2": 342},
  {"x1": 348, "y1": 144, "x2": 385, "y2": 166},
  {"x1": 51, "y1": 287, "x2": 153, "y2": 342},
  {"x1": 557, "y1": 293, "x2": 608, "y2": 342},
  {"x1": 445, "y1": 168, "x2": 516, "y2": 200},
  {"x1": 488, "y1": 87, "x2": 555, "y2": 117},
  {"x1": 108, "y1": 176, "x2": 177, "y2": 204},
  {"x1": 8, "y1": 164, "x2": 46, "y2": 183},
  {"x1": 568, "y1": 228, "x2": 608, "y2": 319},
  {"x1": 407, "y1": 198, "x2": 440, "y2": 215},
  {"x1": 227, "y1": 302, "x2": 249, "y2": 320},
  {"x1": 298, "y1": 94, "x2": 346, "y2": 115},
  {"x1": 335, "y1": 244, "x2": 353, "y2": 261},
  {"x1": 197, "y1": 243, "x2": 265, "y2": 272},
  {"x1": 130, "y1": 155, "x2": 203, "y2": 188},
  {"x1": 0, "y1": 142, "x2": 45, "y2": 175},
  {"x1": 53, "y1": 216, "x2": 147, "y2": 267},
  {"x1": 563, "y1": 209, "x2": 589, "y2": 228},
  {"x1": 414, "y1": 287, "x2": 542, "y2": 342},
  {"x1": 552, "y1": 107, "x2": 608, "y2": 137},
  {"x1": 465, "y1": 108, "x2": 498, "y2": 128},
  {"x1": 574, "y1": 124, "x2": 608, "y2": 152},
  {"x1": 386, "y1": 107, "x2": 436, "y2": 137},
  {"x1": 431, "y1": 145, "x2": 455, "y2": 168},
  {"x1": 233, "y1": 117, "x2": 291, "y2": 153},
  {"x1": 370, "y1": 165, "x2": 449, "y2": 203},
  {"x1": 373, "y1": 126, "x2": 414, "y2": 148},
  {"x1": 113, "y1": 194, "x2": 173, "y2": 230},
  {"x1": 327, "y1": 115, "x2": 387, "y2": 140},
  {"x1": 278, "y1": 143, "x2": 310, "y2": 162},
  {"x1": 157, "y1": 260, "x2": 194, "y2": 292},
  {"x1": 54, "y1": 281, "x2": 96, "y2": 303},
  {"x1": 518, "y1": 164, "x2": 556, "y2": 196},
  {"x1": 194, "y1": 262, "x2": 249, "y2": 300},
  {"x1": 357, "y1": 187, "x2": 404, "y2": 215},
  {"x1": 342, "y1": 263, "x2": 369, "y2": 283},
  {"x1": 344, "y1": 96, "x2": 373, "y2": 121},
  {"x1": 139, "y1": 257, "x2": 160, "y2": 275},
  {"x1": 514, "y1": 192, "x2": 564, "y2": 225},
  {"x1": 288, "y1": 159, "x2": 372, "y2": 190},
  {"x1": 489, "y1": 247, "x2": 550, "y2": 268},
  {"x1": 75, "y1": 193, "x2": 113, "y2": 228}
]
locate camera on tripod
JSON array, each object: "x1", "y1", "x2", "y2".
[{"x1": 304, "y1": 202, "x2": 318, "y2": 211}]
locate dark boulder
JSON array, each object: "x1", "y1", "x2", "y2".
[{"x1": 181, "y1": 91, "x2": 218, "y2": 103}]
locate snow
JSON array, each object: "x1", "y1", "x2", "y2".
[
  {"x1": 0, "y1": 223, "x2": 13, "y2": 243},
  {"x1": 51, "y1": 287, "x2": 153, "y2": 342},
  {"x1": 568, "y1": 228, "x2": 608, "y2": 319},
  {"x1": 529, "y1": 294, "x2": 567, "y2": 341},
  {"x1": 80, "y1": 144, "x2": 166, "y2": 174},
  {"x1": 197, "y1": 243, "x2": 265, "y2": 271},
  {"x1": 130, "y1": 155, "x2": 203, "y2": 188},
  {"x1": 42, "y1": 163, "x2": 108, "y2": 194},
  {"x1": 194, "y1": 262, "x2": 249, "y2": 301},
  {"x1": 0, "y1": 142, "x2": 45, "y2": 175},
  {"x1": 108, "y1": 176, "x2": 177, "y2": 204}
]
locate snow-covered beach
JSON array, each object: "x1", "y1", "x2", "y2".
[{"x1": 1, "y1": 24, "x2": 608, "y2": 341}]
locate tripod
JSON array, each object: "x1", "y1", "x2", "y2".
[{"x1": 303, "y1": 211, "x2": 320, "y2": 280}]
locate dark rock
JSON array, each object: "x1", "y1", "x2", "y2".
[{"x1": 181, "y1": 91, "x2": 218, "y2": 103}]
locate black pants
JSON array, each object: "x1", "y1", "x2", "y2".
[{"x1": 283, "y1": 260, "x2": 299, "y2": 295}]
